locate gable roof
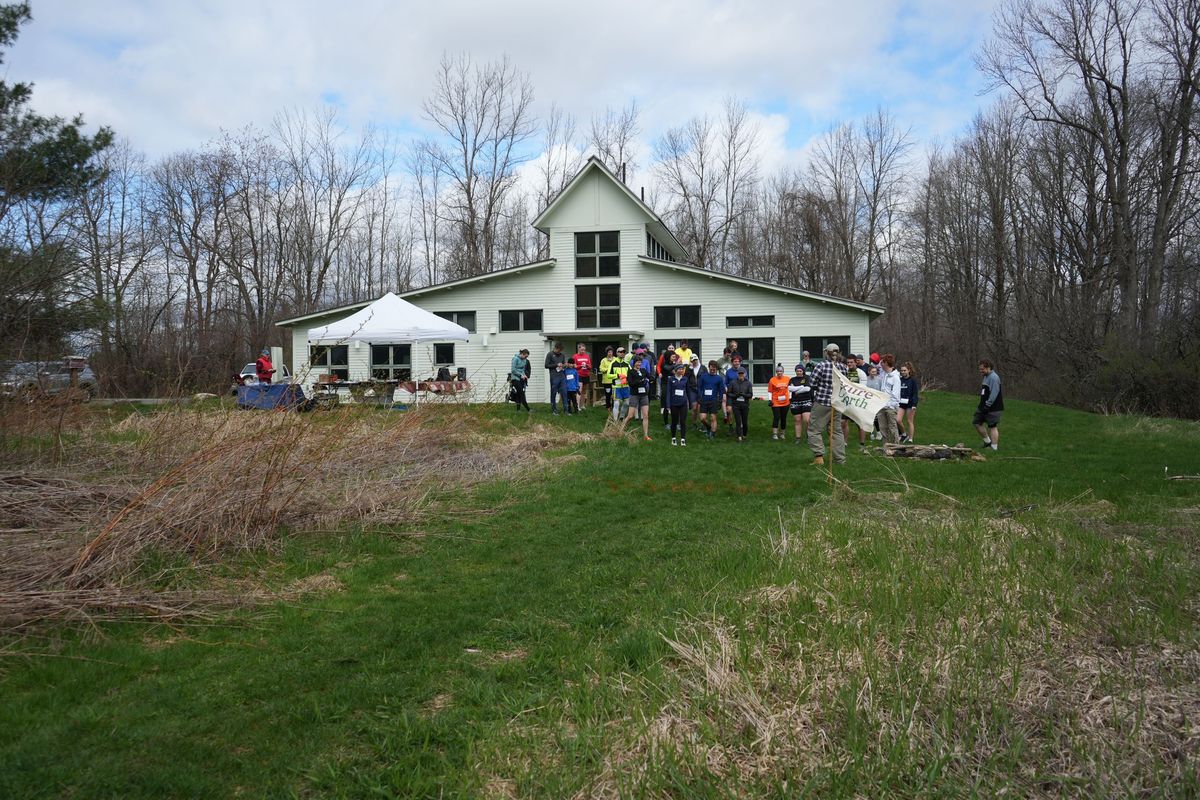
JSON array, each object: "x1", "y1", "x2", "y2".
[
  {"x1": 399, "y1": 258, "x2": 554, "y2": 299},
  {"x1": 638, "y1": 256, "x2": 886, "y2": 316},
  {"x1": 276, "y1": 299, "x2": 371, "y2": 327},
  {"x1": 275, "y1": 259, "x2": 556, "y2": 327},
  {"x1": 533, "y1": 156, "x2": 690, "y2": 261}
]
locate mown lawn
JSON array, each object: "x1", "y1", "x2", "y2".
[{"x1": 1, "y1": 392, "x2": 1198, "y2": 798}]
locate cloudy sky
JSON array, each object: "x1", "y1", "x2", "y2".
[{"x1": 10, "y1": 0, "x2": 1001, "y2": 174}]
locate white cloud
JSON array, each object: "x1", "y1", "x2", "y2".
[{"x1": 8, "y1": 0, "x2": 1000, "y2": 164}]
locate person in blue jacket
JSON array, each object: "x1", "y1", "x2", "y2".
[
  {"x1": 563, "y1": 358, "x2": 581, "y2": 415},
  {"x1": 667, "y1": 362, "x2": 691, "y2": 446},
  {"x1": 696, "y1": 360, "x2": 726, "y2": 440},
  {"x1": 723, "y1": 354, "x2": 744, "y2": 433}
]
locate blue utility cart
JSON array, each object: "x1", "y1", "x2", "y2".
[{"x1": 236, "y1": 383, "x2": 308, "y2": 410}]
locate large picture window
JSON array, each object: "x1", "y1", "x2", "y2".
[
  {"x1": 433, "y1": 311, "x2": 476, "y2": 333},
  {"x1": 729, "y1": 338, "x2": 774, "y2": 384},
  {"x1": 309, "y1": 344, "x2": 349, "y2": 380},
  {"x1": 576, "y1": 284, "x2": 620, "y2": 328},
  {"x1": 655, "y1": 305, "x2": 701, "y2": 329},
  {"x1": 371, "y1": 344, "x2": 411, "y2": 380},
  {"x1": 801, "y1": 336, "x2": 851, "y2": 360},
  {"x1": 575, "y1": 231, "x2": 620, "y2": 278},
  {"x1": 499, "y1": 309, "x2": 543, "y2": 332}
]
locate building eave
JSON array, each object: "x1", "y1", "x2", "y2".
[
  {"x1": 275, "y1": 300, "x2": 372, "y2": 328},
  {"x1": 399, "y1": 259, "x2": 556, "y2": 299},
  {"x1": 637, "y1": 257, "x2": 886, "y2": 316}
]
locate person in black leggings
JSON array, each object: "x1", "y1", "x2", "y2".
[
  {"x1": 667, "y1": 362, "x2": 691, "y2": 446},
  {"x1": 726, "y1": 365, "x2": 753, "y2": 442}
]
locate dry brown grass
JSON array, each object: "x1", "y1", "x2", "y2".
[
  {"x1": 575, "y1": 502, "x2": 1200, "y2": 797},
  {"x1": 0, "y1": 403, "x2": 592, "y2": 629}
]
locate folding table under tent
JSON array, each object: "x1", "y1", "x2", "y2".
[{"x1": 306, "y1": 291, "x2": 470, "y2": 404}]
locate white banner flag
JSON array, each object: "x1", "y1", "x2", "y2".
[{"x1": 832, "y1": 368, "x2": 890, "y2": 429}]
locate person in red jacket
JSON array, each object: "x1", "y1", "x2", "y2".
[
  {"x1": 255, "y1": 348, "x2": 275, "y2": 384},
  {"x1": 574, "y1": 343, "x2": 592, "y2": 409}
]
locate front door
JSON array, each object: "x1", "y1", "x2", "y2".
[{"x1": 572, "y1": 338, "x2": 621, "y2": 403}]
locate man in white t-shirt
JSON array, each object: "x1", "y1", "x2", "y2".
[{"x1": 877, "y1": 354, "x2": 901, "y2": 443}]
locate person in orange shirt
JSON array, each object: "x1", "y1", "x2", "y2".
[{"x1": 767, "y1": 364, "x2": 791, "y2": 440}]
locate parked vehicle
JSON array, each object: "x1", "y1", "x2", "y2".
[
  {"x1": 230, "y1": 362, "x2": 292, "y2": 394},
  {"x1": 0, "y1": 357, "x2": 97, "y2": 401}
]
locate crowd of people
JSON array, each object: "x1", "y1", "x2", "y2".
[{"x1": 509, "y1": 340, "x2": 1002, "y2": 458}]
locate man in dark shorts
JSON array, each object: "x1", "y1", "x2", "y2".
[
  {"x1": 696, "y1": 359, "x2": 725, "y2": 440},
  {"x1": 973, "y1": 359, "x2": 1003, "y2": 451}
]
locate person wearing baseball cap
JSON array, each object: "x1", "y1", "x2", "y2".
[{"x1": 807, "y1": 342, "x2": 848, "y2": 465}]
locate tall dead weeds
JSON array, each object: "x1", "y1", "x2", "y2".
[{"x1": 1, "y1": 404, "x2": 591, "y2": 628}]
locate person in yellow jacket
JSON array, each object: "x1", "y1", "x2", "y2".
[
  {"x1": 605, "y1": 346, "x2": 631, "y2": 421},
  {"x1": 675, "y1": 339, "x2": 694, "y2": 366},
  {"x1": 597, "y1": 345, "x2": 616, "y2": 411}
]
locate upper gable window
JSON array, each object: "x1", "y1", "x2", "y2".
[
  {"x1": 575, "y1": 231, "x2": 620, "y2": 278},
  {"x1": 646, "y1": 232, "x2": 676, "y2": 262}
]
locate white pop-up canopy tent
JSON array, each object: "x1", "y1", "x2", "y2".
[{"x1": 307, "y1": 292, "x2": 470, "y2": 344}]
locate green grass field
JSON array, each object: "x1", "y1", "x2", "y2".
[{"x1": 2, "y1": 392, "x2": 1198, "y2": 798}]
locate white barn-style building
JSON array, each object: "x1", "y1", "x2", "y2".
[{"x1": 276, "y1": 157, "x2": 884, "y2": 402}]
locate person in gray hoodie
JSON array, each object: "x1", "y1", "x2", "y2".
[
  {"x1": 726, "y1": 366, "x2": 754, "y2": 442},
  {"x1": 973, "y1": 359, "x2": 1003, "y2": 451}
]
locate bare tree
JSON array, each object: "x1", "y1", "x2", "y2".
[
  {"x1": 590, "y1": 101, "x2": 641, "y2": 180},
  {"x1": 73, "y1": 140, "x2": 159, "y2": 391},
  {"x1": 421, "y1": 53, "x2": 537, "y2": 279},
  {"x1": 654, "y1": 98, "x2": 759, "y2": 272}
]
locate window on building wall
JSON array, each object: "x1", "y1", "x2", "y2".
[
  {"x1": 309, "y1": 344, "x2": 349, "y2": 380},
  {"x1": 645, "y1": 232, "x2": 676, "y2": 262},
  {"x1": 499, "y1": 309, "x2": 543, "y2": 332},
  {"x1": 801, "y1": 336, "x2": 852, "y2": 360},
  {"x1": 371, "y1": 344, "x2": 411, "y2": 380},
  {"x1": 433, "y1": 311, "x2": 476, "y2": 333},
  {"x1": 654, "y1": 339, "x2": 701, "y2": 364},
  {"x1": 576, "y1": 284, "x2": 620, "y2": 328},
  {"x1": 575, "y1": 231, "x2": 620, "y2": 278},
  {"x1": 434, "y1": 343, "x2": 455, "y2": 365},
  {"x1": 729, "y1": 338, "x2": 774, "y2": 384},
  {"x1": 654, "y1": 305, "x2": 701, "y2": 329},
  {"x1": 726, "y1": 315, "x2": 775, "y2": 328}
]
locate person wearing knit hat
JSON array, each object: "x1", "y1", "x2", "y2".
[{"x1": 255, "y1": 348, "x2": 275, "y2": 385}]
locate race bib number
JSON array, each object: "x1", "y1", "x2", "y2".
[
  {"x1": 775, "y1": 394, "x2": 786, "y2": 403},
  {"x1": 638, "y1": 386, "x2": 646, "y2": 394},
  {"x1": 674, "y1": 389, "x2": 684, "y2": 397},
  {"x1": 704, "y1": 389, "x2": 713, "y2": 396}
]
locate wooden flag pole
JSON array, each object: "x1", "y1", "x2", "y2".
[{"x1": 827, "y1": 404, "x2": 835, "y2": 486}]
